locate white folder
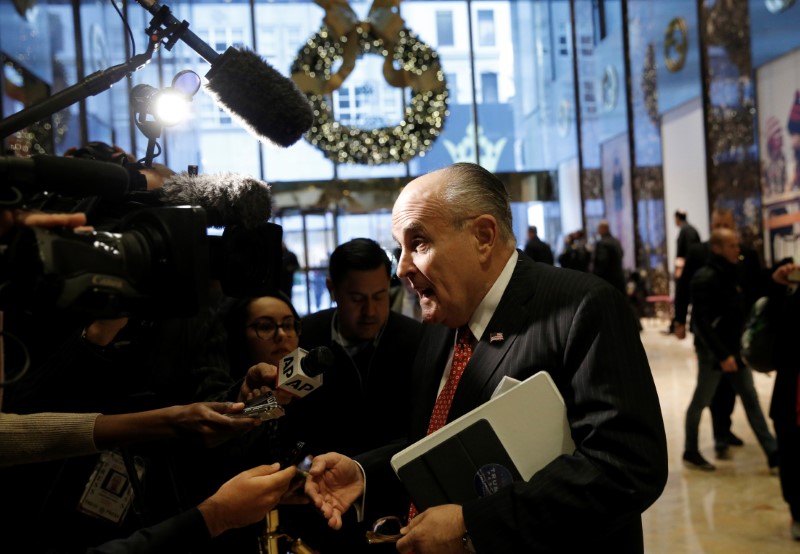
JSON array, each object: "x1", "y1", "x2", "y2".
[{"x1": 391, "y1": 371, "x2": 575, "y2": 484}]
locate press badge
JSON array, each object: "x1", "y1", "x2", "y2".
[{"x1": 78, "y1": 451, "x2": 145, "y2": 524}]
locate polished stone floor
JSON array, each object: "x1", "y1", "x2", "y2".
[{"x1": 639, "y1": 325, "x2": 798, "y2": 552}]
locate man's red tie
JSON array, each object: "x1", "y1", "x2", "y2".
[{"x1": 408, "y1": 326, "x2": 474, "y2": 522}]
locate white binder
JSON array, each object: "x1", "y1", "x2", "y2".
[{"x1": 390, "y1": 371, "x2": 575, "y2": 503}]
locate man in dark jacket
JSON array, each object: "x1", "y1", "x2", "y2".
[
  {"x1": 682, "y1": 228, "x2": 778, "y2": 471},
  {"x1": 523, "y1": 225, "x2": 554, "y2": 264},
  {"x1": 766, "y1": 261, "x2": 800, "y2": 540},
  {"x1": 674, "y1": 208, "x2": 766, "y2": 459},
  {"x1": 592, "y1": 219, "x2": 626, "y2": 293},
  {"x1": 674, "y1": 209, "x2": 701, "y2": 280},
  {"x1": 282, "y1": 238, "x2": 423, "y2": 552}
]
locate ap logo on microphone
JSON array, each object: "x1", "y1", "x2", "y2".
[{"x1": 278, "y1": 347, "x2": 329, "y2": 398}]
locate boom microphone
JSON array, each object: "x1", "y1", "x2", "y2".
[
  {"x1": 276, "y1": 346, "x2": 334, "y2": 398},
  {"x1": 0, "y1": 155, "x2": 130, "y2": 199},
  {"x1": 158, "y1": 171, "x2": 272, "y2": 229},
  {"x1": 135, "y1": 0, "x2": 313, "y2": 147}
]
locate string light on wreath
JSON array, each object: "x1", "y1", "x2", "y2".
[{"x1": 291, "y1": 0, "x2": 449, "y2": 165}]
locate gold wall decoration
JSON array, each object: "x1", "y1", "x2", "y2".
[
  {"x1": 664, "y1": 17, "x2": 688, "y2": 73},
  {"x1": 642, "y1": 43, "x2": 659, "y2": 126},
  {"x1": 291, "y1": 0, "x2": 448, "y2": 165}
]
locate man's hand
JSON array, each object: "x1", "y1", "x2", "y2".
[
  {"x1": 719, "y1": 355, "x2": 738, "y2": 373},
  {"x1": 167, "y1": 402, "x2": 261, "y2": 447},
  {"x1": 397, "y1": 505, "x2": 466, "y2": 554},
  {"x1": 238, "y1": 363, "x2": 292, "y2": 404},
  {"x1": 772, "y1": 262, "x2": 800, "y2": 286},
  {"x1": 83, "y1": 318, "x2": 129, "y2": 347},
  {"x1": 674, "y1": 323, "x2": 687, "y2": 340},
  {"x1": 304, "y1": 452, "x2": 364, "y2": 529},
  {"x1": 0, "y1": 209, "x2": 87, "y2": 237},
  {"x1": 198, "y1": 464, "x2": 296, "y2": 537}
]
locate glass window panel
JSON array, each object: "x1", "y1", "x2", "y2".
[
  {"x1": 156, "y1": 0, "x2": 260, "y2": 174},
  {"x1": 436, "y1": 11, "x2": 455, "y2": 47},
  {"x1": 336, "y1": 212, "x2": 394, "y2": 249},
  {"x1": 256, "y1": 0, "x2": 334, "y2": 181},
  {"x1": 41, "y1": 4, "x2": 80, "y2": 154},
  {"x1": 477, "y1": 9, "x2": 496, "y2": 47},
  {"x1": 471, "y1": 1, "x2": 513, "y2": 172},
  {"x1": 480, "y1": 72, "x2": 499, "y2": 103},
  {"x1": 81, "y1": 0, "x2": 129, "y2": 149},
  {"x1": 405, "y1": 0, "x2": 476, "y2": 176}
]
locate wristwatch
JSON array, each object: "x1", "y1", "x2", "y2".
[{"x1": 462, "y1": 531, "x2": 477, "y2": 553}]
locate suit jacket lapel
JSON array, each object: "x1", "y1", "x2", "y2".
[{"x1": 448, "y1": 255, "x2": 540, "y2": 421}]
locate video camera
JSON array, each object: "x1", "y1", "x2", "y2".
[{"x1": 0, "y1": 153, "x2": 281, "y2": 319}]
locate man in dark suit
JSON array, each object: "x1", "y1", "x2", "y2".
[
  {"x1": 674, "y1": 209, "x2": 701, "y2": 280},
  {"x1": 281, "y1": 238, "x2": 423, "y2": 552},
  {"x1": 293, "y1": 238, "x2": 423, "y2": 458},
  {"x1": 592, "y1": 219, "x2": 626, "y2": 293},
  {"x1": 523, "y1": 225, "x2": 554, "y2": 264},
  {"x1": 304, "y1": 163, "x2": 667, "y2": 553}
]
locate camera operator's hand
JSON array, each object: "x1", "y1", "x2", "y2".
[
  {"x1": 166, "y1": 402, "x2": 262, "y2": 448},
  {"x1": 93, "y1": 402, "x2": 261, "y2": 451},
  {"x1": 83, "y1": 318, "x2": 129, "y2": 347},
  {"x1": 0, "y1": 209, "x2": 87, "y2": 237},
  {"x1": 238, "y1": 363, "x2": 293, "y2": 405},
  {"x1": 772, "y1": 262, "x2": 800, "y2": 286},
  {"x1": 198, "y1": 463, "x2": 296, "y2": 538}
]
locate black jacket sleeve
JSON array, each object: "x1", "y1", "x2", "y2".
[{"x1": 86, "y1": 507, "x2": 211, "y2": 554}]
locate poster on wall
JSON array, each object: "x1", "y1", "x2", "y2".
[
  {"x1": 600, "y1": 132, "x2": 635, "y2": 270},
  {"x1": 756, "y1": 47, "x2": 800, "y2": 265}
]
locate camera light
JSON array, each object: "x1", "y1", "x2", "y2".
[{"x1": 154, "y1": 89, "x2": 191, "y2": 126}]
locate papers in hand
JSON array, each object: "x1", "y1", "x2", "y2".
[{"x1": 390, "y1": 371, "x2": 574, "y2": 511}]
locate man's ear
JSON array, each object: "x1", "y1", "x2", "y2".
[
  {"x1": 472, "y1": 215, "x2": 498, "y2": 261},
  {"x1": 326, "y1": 277, "x2": 335, "y2": 302}
]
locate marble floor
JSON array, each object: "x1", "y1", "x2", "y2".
[{"x1": 639, "y1": 325, "x2": 797, "y2": 553}]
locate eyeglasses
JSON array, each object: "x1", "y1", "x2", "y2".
[
  {"x1": 365, "y1": 516, "x2": 404, "y2": 545},
  {"x1": 247, "y1": 318, "x2": 301, "y2": 341}
]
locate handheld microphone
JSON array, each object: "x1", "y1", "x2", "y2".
[
  {"x1": 134, "y1": 0, "x2": 314, "y2": 147},
  {"x1": 158, "y1": 171, "x2": 272, "y2": 229},
  {"x1": 0, "y1": 155, "x2": 130, "y2": 199},
  {"x1": 275, "y1": 346, "x2": 334, "y2": 398}
]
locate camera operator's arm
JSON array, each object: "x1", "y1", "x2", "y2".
[
  {"x1": 0, "y1": 209, "x2": 87, "y2": 237},
  {"x1": 94, "y1": 402, "x2": 261, "y2": 449},
  {"x1": 86, "y1": 464, "x2": 296, "y2": 553},
  {"x1": 0, "y1": 402, "x2": 261, "y2": 468},
  {"x1": 82, "y1": 318, "x2": 129, "y2": 347},
  {"x1": 0, "y1": 411, "x2": 100, "y2": 468}
]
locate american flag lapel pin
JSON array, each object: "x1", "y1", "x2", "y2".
[{"x1": 489, "y1": 332, "x2": 504, "y2": 343}]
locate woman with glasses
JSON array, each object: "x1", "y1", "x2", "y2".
[{"x1": 224, "y1": 292, "x2": 302, "y2": 382}]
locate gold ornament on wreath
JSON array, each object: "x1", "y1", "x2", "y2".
[{"x1": 291, "y1": 0, "x2": 449, "y2": 165}]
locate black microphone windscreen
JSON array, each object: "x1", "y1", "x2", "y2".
[
  {"x1": 204, "y1": 48, "x2": 314, "y2": 147},
  {"x1": 0, "y1": 155, "x2": 130, "y2": 198},
  {"x1": 159, "y1": 171, "x2": 272, "y2": 229},
  {"x1": 301, "y1": 346, "x2": 335, "y2": 378}
]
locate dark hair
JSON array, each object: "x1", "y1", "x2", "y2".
[
  {"x1": 222, "y1": 291, "x2": 299, "y2": 380},
  {"x1": 329, "y1": 238, "x2": 392, "y2": 288},
  {"x1": 674, "y1": 210, "x2": 687, "y2": 222}
]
